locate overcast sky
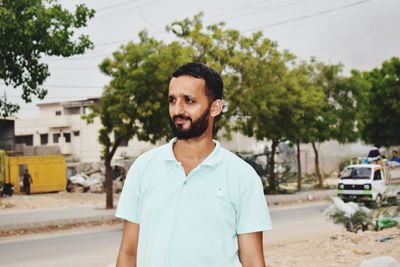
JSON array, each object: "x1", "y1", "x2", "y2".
[{"x1": 2, "y1": 0, "x2": 400, "y2": 117}]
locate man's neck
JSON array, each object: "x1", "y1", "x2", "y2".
[{"x1": 173, "y1": 134, "x2": 215, "y2": 175}]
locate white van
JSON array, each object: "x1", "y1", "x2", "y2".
[{"x1": 337, "y1": 163, "x2": 400, "y2": 207}]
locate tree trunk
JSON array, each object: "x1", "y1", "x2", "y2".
[
  {"x1": 104, "y1": 152, "x2": 114, "y2": 209},
  {"x1": 268, "y1": 139, "x2": 278, "y2": 193},
  {"x1": 311, "y1": 141, "x2": 323, "y2": 188},
  {"x1": 296, "y1": 140, "x2": 302, "y2": 192},
  {"x1": 103, "y1": 138, "x2": 121, "y2": 209}
]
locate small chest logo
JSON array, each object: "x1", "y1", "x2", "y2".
[{"x1": 217, "y1": 187, "x2": 223, "y2": 197}]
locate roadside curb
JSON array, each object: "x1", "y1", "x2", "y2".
[
  {"x1": 0, "y1": 190, "x2": 337, "y2": 236},
  {"x1": 0, "y1": 215, "x2": 119, "y2": 236},
  {"x1": 0, "y1": 214, "x2": 115, "y2": 231},
  {"x1": 266, "y1": 190, "x2": 336, "y2": 205}
]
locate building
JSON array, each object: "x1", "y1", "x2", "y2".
[{"x1": 15, "y1": 98, "x2": 157, "y2": 164}]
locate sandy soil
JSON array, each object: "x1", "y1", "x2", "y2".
[
  {"x1": 0, "y1": 192, "x2": 118, "y2": 212},
  {"x1": 1, "y1": 192, "x2": 400, "y2": 267},
  {"x1": 265, "y1": 227, "x2": 400, "y2": 267}
]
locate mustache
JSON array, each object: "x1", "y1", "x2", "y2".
[{"x1": 172, "y1": 114, "x2": 192, "y2": 122}]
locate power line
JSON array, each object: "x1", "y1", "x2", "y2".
[
  {"x1": 44, "y1": 0, "x2": 374, "y2": 63},
  {"x1": 93, "y1": 0, "x2": 161, "y2": 20},
  {"x1": 1, "y1": 82, "x2": 103, "y2": 89},
  {"x1": 138, "y1": 5, "x2": 164, "y2": 30},
  {"x1": 93, "y1": 0, "x2": 312, "y2": 48},
  {"x1": 49, "y1": 67, "x2": 99, "y2": 71},
  {"x1": 43, "y1": 84, "x2": 103, "y2": 89},
  {"x1": 96, "y1": 0, "x2": 144, "y2": 12},
  {"x1": 95, "y1": 30, "x2": 166, "y2": 47},
  {"x1": 46, "y1": 0, "x2": 315, "y2": 63},
  {"x1": 243, "y1": 0, "x2": 373, "y2": 32},
  {"x1": 6, "y1": 95, "x2": 101, "y2": 100},
  {"x1": 240, "y1": 0, "x2": 273, "y2": 10},
  {"x1": 217, "y1": 0, "x2": 313, "y2": 22}
]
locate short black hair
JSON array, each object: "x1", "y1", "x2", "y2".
[{"x1": 172, "y1": 62, "x2": 223, "y2": 101}]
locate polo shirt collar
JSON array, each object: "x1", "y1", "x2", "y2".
[{"x1": 164, "y1": 138, "x2": 223, "y2": 168}]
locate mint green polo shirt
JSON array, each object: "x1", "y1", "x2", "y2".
[{"x1": 116, "y1": 138, "x2": 272, "y2": 267}]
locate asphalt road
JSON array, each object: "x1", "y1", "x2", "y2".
[{"x1": 0, "y1": 202, "x2": 339, "y2": 267}]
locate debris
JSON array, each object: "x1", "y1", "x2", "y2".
[
  {"x1": 377, "y1": 236, "x2": 394, "y2": 243},
  {"x1": 353, "y1": 249, "x2": 371, "y2": 255},
  {"x1": 359, "y1": 256, "x2": 400, "y2": 267},
  {"x1": 325, "y1": 197, "x2": 373, "y2": 232},
  {"x1": 67, "y1": 162, "x2": 128, "y2": 193},
  {"x1": 67, "y1": 172, "x2": 105, "y2": 193},
  {"x1": 377, "y1": 218, "x2": 398, "y2": 230}
]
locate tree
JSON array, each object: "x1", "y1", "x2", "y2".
[
  {"x1": 226, "y1": 33, "x2": 305, "y2": 193},
  {"x1": 168, "y1": 14, "x2": 326, "y2": 192},
  {"x1": 304, "y1": 61, "x2": 369, "y2": 187},
  {"x1": 361, "y1": 57, "x2": 400, "y2": 147},
  {"x1": 85, "y1": 31, "x2": 193, "y2": 209},
  {"x1": 0, "y1": 0, "x2": 95, "y2": 117},
  {"x1": 284, "y1": 62, "x2": 325, "y2": 191}
]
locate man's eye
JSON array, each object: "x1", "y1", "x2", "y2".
[
  {"x1": 185, "y1": 98, "x2": 195, "y2": 104},
  {"x1": 168, "y1": 98, "x2": 175, "y2": 104}
]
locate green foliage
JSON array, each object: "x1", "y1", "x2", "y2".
[
  {"x1": 86, "y1": 32, "x2": 193, "y2": 157},
  {"x1": 361, "y1": 57, "x2": 400, "y2": 146},
  {"x1": 0, "y1": 0, "x2": 95, "y2": 116},
  {"x1": 328, "y1": 209, "x2": 372, "y2": 232},
  {"x1": 301, "y1": 62, "x2": 370, "y2": 144},
  {"x1": 84, "y1": 31, "x2": 193, "y2": 208}
]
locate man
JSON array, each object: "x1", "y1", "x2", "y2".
[
  {"x1": 23, "y1": 169, "x2": 33, "y2": 195},
  {"x1": 390, "y1": 150, "x2": 400, "y2": 163},
  {"x1": 116, "y1": 62, "x2": 272, "y2": 267}
]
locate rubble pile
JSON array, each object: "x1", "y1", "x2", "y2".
[{"x1": 67, "y1": 162, "x2": 128, "y2": 193}]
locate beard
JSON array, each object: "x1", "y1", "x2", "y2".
[{"x1": 169, "y1": 107, "x2": 210, "y2": 140}]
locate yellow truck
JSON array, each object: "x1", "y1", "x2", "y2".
[{"x1": 0, "y1": 151, "x2": 66, "y2": 195}]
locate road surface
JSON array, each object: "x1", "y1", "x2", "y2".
[{"x1": 0, "y1": 201, "x2": 339, "y2": 267}]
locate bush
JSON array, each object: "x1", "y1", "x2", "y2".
[{"x1": 327, "y1": 209, "x2": 373, "y2": 232}]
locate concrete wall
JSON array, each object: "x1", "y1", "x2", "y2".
[{"x1": 299, "y1": 141, "x2": 375, "y2": 175}]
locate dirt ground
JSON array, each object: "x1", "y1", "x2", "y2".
[
  {"x1": 1, "y1": 192, "x2": 400, "y2": 267},
  {"x1": 265, "y1": 227, "x2": 400, "y2": 267},
  {"x1": 0, "y1": 192, "x2": 117, "y2": 212}
]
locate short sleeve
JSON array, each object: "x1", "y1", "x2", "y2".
[
  {"x1": 236, "y1": 171, "x2": 272, "y2": 234},
  {"x1": 115, "y1": 160, "x2": 142, "y2": 224}
]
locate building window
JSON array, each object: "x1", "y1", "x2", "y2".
[
  {"x1": 55, "y1": 110, "x2": 62, "y2": 116},
  {"x1": 40, "y1": 134, "x2": 48, "y2": 145},
  {"x1": 83, "y1": 106, "x2": 91, "y2": 115},
  {"x1": 53, "y1": 133, "x2": 61, "y2": 143},
  {"x1": 73, "y1": 131, "x2": 80, "y2": 137},
  {"x1": 64, "y1": 107, "x2": 80, "y2": 115},
  {"x1": 64, "y1": 133, "x2": 71, "y2": 143},
  {"x1": 16, "y1": 135, "x2": 33, "y2": 146}
]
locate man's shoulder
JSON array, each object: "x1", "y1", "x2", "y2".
[
  {"x1": 133, "y1": 142, "x2": 170, "y2": 165},
  {"x1": 219, "y1": 146, "x2": 257, "y2": 173}
]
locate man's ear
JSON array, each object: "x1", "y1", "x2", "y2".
[{"x1": 210, "y1": 99, "x2": 224, "y2": 118}]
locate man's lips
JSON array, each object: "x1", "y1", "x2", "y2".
[
  {"x1": 174, "y1": 118, "x2": 188, "y2": 124},
  {"x1": 175, "y1": 119, "x2": 186, "y2": 124},
  {"x1": 173, "y1": 115, "x2": 191, "y2": 124}
]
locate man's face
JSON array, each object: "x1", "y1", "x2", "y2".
[
  {"x1": 393, "y1": 151, "x2": 398, "y2": 158},
  {"x1": 168, "y1": 75, "x2": 212, "y2": 140}
]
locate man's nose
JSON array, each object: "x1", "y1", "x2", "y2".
[{"x1": 172, "y1": 99, "x2": 184, "y2": 115}]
